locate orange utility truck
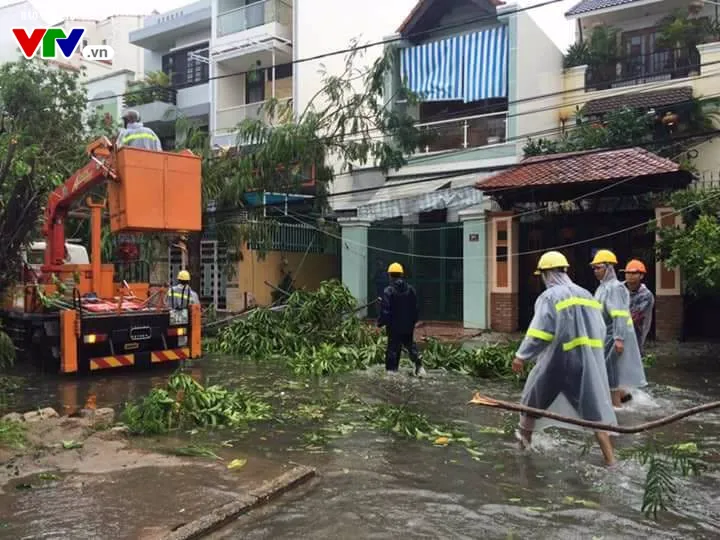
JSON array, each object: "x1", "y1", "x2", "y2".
[{"x1": 1, "y1": 137, "x2": 203, "y2": 374}]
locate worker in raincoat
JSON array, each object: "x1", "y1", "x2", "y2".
[
  {"x1": 512, "y1": 251, "x2": 617, "y2": 466},
  {"x1": 116, "y1": 109, "x2": 162, "y2": 151},
  {"x1": 623, "y1": 259, "x2": 654, "y2": 356},
  {"x1": 168, "y1": 270, "x2": 199, "y2": 308},
  {"x1": 591, "y1": 250, "x2": 647, "y2": 408},
  {"x1": 377, "y1": 262, "x2": 426, "y2": 377}
]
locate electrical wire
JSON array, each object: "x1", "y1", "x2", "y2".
[
  {"x1": 273, "y1": 186, "x2": 720, "y2": 260},
  {"x1": 211, "y1": 135, "x2": 701, "y2": 233},
  {"x1": 205, "y1": 123, "x2": 720, "y2": 217},
  {"x1": 86, "y1": 0, "x2": 568, "y2": 104}
]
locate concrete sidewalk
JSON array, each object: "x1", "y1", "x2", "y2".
[{"x1": 0, "y1": 411, "x2": 314, "y2": 539}]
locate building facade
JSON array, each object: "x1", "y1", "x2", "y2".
[
  {"x1": 334, "y1": 0, "x2": 564, "y2": 329},
  {"x1": 128, "y1": 1, "x2": 212, "y2": 146}
]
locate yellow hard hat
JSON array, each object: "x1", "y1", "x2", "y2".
[
  {"x1": 534, "y1": 251, "x2": 569, "y2": 274},
  {"x1": 590, "y1": 249, "x2": 617, "y2": 266},
  {"x1": 387, "y1": 262, "x2": 404, "y2": 274},
  {"x1": 177, "y1": 270, "x2": 191, "y2": 281}
]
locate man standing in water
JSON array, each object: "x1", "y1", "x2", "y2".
[
  {"x1": 591, "y1": 250, "x2": 647, "y2": 408},
  {"x1": 377, "y1": 262, "x2": 426, "y2": 377},
  {"x1": 511, "y1": 251, "x2": 617, "y2": 466},
  {"x1": 623, "y1": 259, "x2": 654, "y2": 356}
]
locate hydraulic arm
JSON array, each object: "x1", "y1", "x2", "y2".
[{"x1": 41, "y1": 137, "x2": 116, "y2": 269}]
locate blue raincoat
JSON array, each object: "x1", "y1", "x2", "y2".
[
  {"x1": 594, "y1": 265, "x2": 647, "y2": 391},
  {"x1": 515, "y1": 271, "x2": 617, "y2": 434}
]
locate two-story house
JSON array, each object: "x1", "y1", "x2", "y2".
[
  {"x1": 470, "y1": 0, "x2": 719, "y2": 339},
  {"x1": 127, "y1": 1, "x2": 212, "y2": 148},
  {"x1": 335, "y1": 0, "x2": 564, "y2": 330}
]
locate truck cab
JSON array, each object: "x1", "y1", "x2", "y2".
[{"x1": 23, "y1": 241, "x2": 90, "y2": 279}]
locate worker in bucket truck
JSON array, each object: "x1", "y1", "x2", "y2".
[
  {"x1": 116, "y1": 109, "x2": 162, "y2": 151},
  {"x1": 511, "y1": 251, "x2": 617, "y2": 466}
]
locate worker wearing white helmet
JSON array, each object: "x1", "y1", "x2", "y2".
[
  {"x1": 116, "y1": 109, "x2": 162, "y2": 151},
  {"x1": 168, "y1": 270, "x2": 199, "y2": 308}
]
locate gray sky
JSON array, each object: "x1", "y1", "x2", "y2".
[{"x1": 6, "y1": 0, "x2": 576, "y2": 51}]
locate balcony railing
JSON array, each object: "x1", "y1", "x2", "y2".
[
  {"x1": 586, "y1": 48, "x2": 701, "y2": 91},
  {"x1": 217, "y1": 0, "x2": 292, "y2": 37},
  {"x1": 123, "y1": 86, "x2": 177, "y2": 108},
  {"x1": 416, "y1": 112, "x2": 507, "y2": 153},
  {"x1": 215, "y1": 98, "x2": 291, "y2": 132}
]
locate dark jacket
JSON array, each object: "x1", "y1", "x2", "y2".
[{"x1": 377, "y1": 278, "x2": 419, "y2": 334}]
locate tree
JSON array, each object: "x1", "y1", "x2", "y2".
[
  {"x1": 0, "y1": 60, "x2": 93, "y2": 296},
  {"x1": 174, "y1": 44, "x2": 426, "y2": 290},
  {"x1": 655, "y1": 187, "x2": 720, "y2": 295}
]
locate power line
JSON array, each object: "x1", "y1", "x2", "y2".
[
  {"x1": 193, "y1": 83, "x2": 720, "y2": 211},
  {"x1": 274, "y1": 186, "x2": 720, "y2": 261},
  {"x1": 86, "y1": 0, "x2": 567, "y2": 104},
  {"x1": 205, "y1": 122, "x2": 720, "y2": 218}
]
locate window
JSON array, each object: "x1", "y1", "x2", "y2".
[
  {"x1": 246, "y1": 69, "x2": 265, "y2": 103},
  {"x1": 162, "y1": 43, "x2": 209, "y2": 87},
  {"x1": 268, "y1": 62, "x2": 292, "y2": 80}
]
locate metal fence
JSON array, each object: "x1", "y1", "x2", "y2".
[
  {"x1": 247, "y1": 221, "x2": 339, "y2": 254},
  {"x1": 367, "y1": 223, "x2": 463, "y2": 321}
]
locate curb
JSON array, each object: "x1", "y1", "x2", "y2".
[{"x1": 162, "y1": 465, "x2": 316, "y2": 540}]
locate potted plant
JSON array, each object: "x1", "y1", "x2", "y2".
[{"x1": 586, "y1": 25, "x2": 620, "y2": 87}]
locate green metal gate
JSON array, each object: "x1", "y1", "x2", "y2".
[{"x1": 367, "y1": 223, "x2": 463, "y2": 321}]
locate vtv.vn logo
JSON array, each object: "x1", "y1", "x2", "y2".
[{"x1": 12, "y1": 28, "x2": 114, "y2": 61}]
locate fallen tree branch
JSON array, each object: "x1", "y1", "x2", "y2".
[{"x1": 468, "y1": 392, "x2": 720, "y2": 433}]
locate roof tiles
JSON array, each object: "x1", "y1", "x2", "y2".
[{"x1": 477, "y1": 147, "x2": 682, "y2": 191}]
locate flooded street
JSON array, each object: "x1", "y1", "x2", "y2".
[{"x1": 2, "y1": 351, "x2": 720, "y2": 538}]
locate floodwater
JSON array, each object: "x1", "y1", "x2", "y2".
[{"x1": 2, "y1": 352, "x2": 720, "y2": 539}]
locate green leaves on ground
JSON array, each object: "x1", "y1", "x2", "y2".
[
  {"x1": 214, "y1": 280, "x2": 519, "y2": 378},
  {"x1": 619, "y1": 440, "x2": 706, "y2": 519},
  {"x1": 0, "y1": 419, "x2": 26, "y2": 448},
  {"x1": 121, "y1": 372, "x2": 271, "y2": 435}
]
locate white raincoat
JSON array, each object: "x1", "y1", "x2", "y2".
[
  {"x1": 628, "y1": 282, "x2": 654, "y2": 354},
  {"x1": 515, "y1": 270, "x2": 617, "y2": 434},
  {"x1": 594, "y1": 265, "x2": 647, "y2": 391}
]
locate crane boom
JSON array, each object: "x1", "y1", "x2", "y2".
[{"x1": 41, "y1": 137, "x2": 116, "y2": 267}]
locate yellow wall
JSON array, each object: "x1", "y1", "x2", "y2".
[
  {"x1": 264, "y1": 76, "x2": 292, "y2": 100},
  {"x1": 561, "y1": 42, "x2": 720, "y2": 113},
  {"x1": 228, "y1": 247, "x2": 339, "y2": 309}
]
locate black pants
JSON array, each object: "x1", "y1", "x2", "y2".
[{"x1": 385, "y1": 332, "x2": 420, "y2": 371}]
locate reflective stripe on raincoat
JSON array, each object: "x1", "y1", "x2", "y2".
[
  {"x1": 515, "y1": 271, "x2": 617, "y2": 434},
  {"x1": 168, "y1": 284, "x2": 199, "y2": 308},
  {"x1": 594, "y1": 265, "x2": 647, "y2": 391},
  {"x1": 116, "y1": 122, "x2": 162, "y2": 151}
]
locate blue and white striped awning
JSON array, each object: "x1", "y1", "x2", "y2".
[{"x1": 400, "y1": 26, "x2": 508, "y2": 103}]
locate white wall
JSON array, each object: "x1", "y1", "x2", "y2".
[
  {"x1": 293, "y1": 0, "x2": 417, "y2": 115},
  {"x1": 514, "y1": 9, "x2": 564, "y2": 142},
  {"x1": 176, "y1": 30, "x2": 210, "y2": 49},
  {"x1": 0, "y1": 1, "x2": 46, "y2": 64}
]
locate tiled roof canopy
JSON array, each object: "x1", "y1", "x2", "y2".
[
  {"x1": 583, "y1": 87, "x2": 693, "y2": 115},
  {"x1": 565, "y1": 0, "x2": 641, "y2": 17},
  {"x1": 477, "y1": 148, "x2": 684, "y2": 191}
]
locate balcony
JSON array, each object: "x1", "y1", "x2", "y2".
[
  {"x1": 122, "y1": 87, "x2": 178, "y2": 124},
  {"x1": 217, "y1": 0, "x2": 291, "y2": 37},
  {"x1": 416, "y1": 112, "x2": 507, "y2": 153},
  {"x1": 215, "y1": 97, "x2": 291, "y2": 133},
  {"x1": 128, "y1": 0, "x2": 211, "y2": 50},
  {"x1": 586, "y1": 48, "x2": 701, "y2": 91}
]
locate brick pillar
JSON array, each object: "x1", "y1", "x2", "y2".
[
  {"x1": 489, "y1": 212, "x2": 519, "y2": 332},
  {"x1": 654, "y1": 207, "x2": 683, "y2": 340}
]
